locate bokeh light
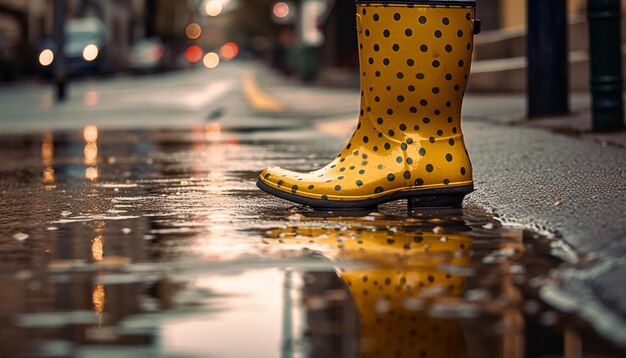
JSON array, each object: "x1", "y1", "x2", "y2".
[
  {"x1": 39, "y1": 49, "x2": 54, "y2": 67},
  {"x1": 205, "y1": 122, "x2": 221, "y2": 134},
  {"x1": 219, "y1": 42, "x2": 239, "y2": 60},
  {"x1": 83, "y1": 44, "x2": 99, "y2": 62},
  {"x1": 92, "y1": 284, "x2": 105, "y2": 313},
  {"x1": 42, "y1": 167, "x2": 55, "y2": 184},
  {"x1": 203, "y1": 52, "x2": 220, "y2": 69},
  {"x1": 41, "y1": 132, "x2": 55, "y2": 186},
  {"x1": 205, "y1": 0, "x2": 223, "y2": 16},
  {"x1": 85, "y1": 166, "x2": 99, "y2": 181},
  {"x1": 83, "y1": 125, "x2": 98, "y2": 143},
  {"x1": 92, "y1": 235, "x2": 103, "y2": 262},
  {"x1": 185, "y1": 23, "x2": 202, "y2": 40},
  {"x1": 273, "y1": 2, "x2": 290, "y2": 18},
  {"x1": 84, "y1": 91, "x2": 99, "y2": 106},
  {"x1": 84, "y1": 143, "x2": 98, "y2": 165},
  {"x1": 185, "y1": 45, "x2": 204, "y2": 63},
  {"x1": 41, "y1": 132, "x2": 54, "y2": 166}
]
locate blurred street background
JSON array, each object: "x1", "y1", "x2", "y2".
[
  {"x1": 0, "y1": 0, "x2": 623, "y2": 91},
  {"x1": 0, "y1": 0, "x2": 626, "y2": 357}
]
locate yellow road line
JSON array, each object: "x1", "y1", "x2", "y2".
[{"x1": 242, "y1": 71, "x2": 285, "y2": 113}]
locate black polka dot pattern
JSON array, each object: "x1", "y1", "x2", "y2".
[
  {"x1": 259, "y1": 3, "x2": 475, "y2": 201},
  {"x1": 265, "y1": 226, "x2": 473, "y2": 358}
]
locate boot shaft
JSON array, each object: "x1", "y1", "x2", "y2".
[
  {"x1": 256, "y1": 2, "x2": 478, "y2": 207},
  {"x1": 356, "y1": 2, "x2": 476, "y2": 139}
]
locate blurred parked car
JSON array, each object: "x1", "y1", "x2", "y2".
[
  {"x1": 38, "y1": 18, "x2": 109, "y2": 77},
  {"x1": 130, "y1": 37, "x2": 168, "y2": 74}
]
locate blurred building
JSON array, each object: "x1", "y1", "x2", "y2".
[
  {"x1": 0, "y1": 0, "x2": 200, "y2": 80},
  {"x1": 316, "y1": 0, "x2": 359, "y2": 86},
  {"x1": 470, "y1": 0, "x2": 626, "y2": 92},
  {"x1": 308, "y1": 0, "x2": 626, "y2": 93},
  {"x1": 0, "y1": 0, "x2": 28, "y2": 42},
  {"x1": 76, "y1": 0, "x2": 148, "y2": 72},
  {"x1": 0, "y1": 0, "x2": 32, "y2": 80},
  {"x1": 487, "y1": 0, "x2": 618, "y2": 29}
]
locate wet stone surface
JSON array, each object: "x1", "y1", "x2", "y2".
[{"x1": 0, "y1": 126, "x2": 624, "y2": 357}]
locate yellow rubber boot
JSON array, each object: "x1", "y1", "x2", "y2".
[
  {"x1": 265, "y1": 227, "x2": 472, "y2": 357},
  {"x1": 258, "y1": 1, "x2": 480, "y2": 210}
]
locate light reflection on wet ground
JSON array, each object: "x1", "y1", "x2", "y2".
[{"x1": 0, "y1": 126, "x2": 624, "y2": 357}]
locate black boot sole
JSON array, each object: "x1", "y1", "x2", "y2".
[{"x1": 257, "y1": 179, "x2": 474, "y2": 211}]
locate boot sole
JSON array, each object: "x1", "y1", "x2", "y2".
[{"x1": 257, "y1": 179, "x2": 474, "y2": 211}]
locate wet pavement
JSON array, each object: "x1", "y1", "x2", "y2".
[
  {"x1": 0, "y1": 62, "x2": 625, "y2": 357},
  {"x1": 1, "y1": 124, "x2": 625, "y2": 358}
]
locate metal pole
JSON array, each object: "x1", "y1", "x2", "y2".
[
  {"x1": 588, "y1": 0, "x2": 625, "y2": 132},
  {"x1": 53, "y1": 0, "x2": 67, "y2": 102},
  {"x1": 527, "y1": 0, "x2": 569, "y2": 118}
]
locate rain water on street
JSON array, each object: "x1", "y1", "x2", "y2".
[{"x1": 0, "y1": 126, "x2": 623, "y2": 358}]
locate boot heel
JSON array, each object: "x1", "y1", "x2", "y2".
[{"x1": 407, "y1": 186, "x2": 473, "y2": 211}]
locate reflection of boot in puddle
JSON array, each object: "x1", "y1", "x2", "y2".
[{"x1": 266, "y1": 227, "x2": 472, "y2": 357}]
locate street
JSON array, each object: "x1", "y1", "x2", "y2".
[
  {"x1": 0, "y1": 62, "x2": 625, "y2": 357},
  {"x1": 1, "y1": 0, "x2": 626, "y2": 355}
]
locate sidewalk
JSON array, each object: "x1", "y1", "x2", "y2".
[{"x1": 247, "y1": 67, "x2": 626, "y2": 345}]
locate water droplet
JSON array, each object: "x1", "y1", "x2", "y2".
[
  {"x1": 102, "y1": 156, "x2": 116, "y2": 164},
  {"x1": 287, "y1": 214, "x2": 302, "y2": 221},
  {"x1": 375, "y1": 298, "x2": 391, "y2": 313},
  {"x1": 465, "y1": 289, "x2": 491, "y2": 302},
  {"x1": 429, "y1": 301, "x2": 479, "y2": 318},
  {"x1": 15, "y1": 270, "x2": 32, "y2": 280},
  {"x1": 122, "y1": 228, "x2": 132, "y2": 234},
  {"x1": 482, "y1": 222, "x2": 495, "y2": 230},
  {"x1": 482, "y1": 248, "x2": 517, "y2": 263},
  {"x1": 13, "y1": 233, "x2": 29, "y2": 241},
  {"x1": 403, "y1": 298, "x2": 424, "y2": 311}
]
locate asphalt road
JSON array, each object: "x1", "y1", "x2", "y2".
[{"x1": 0, "y1": 61, "x2": 625, "y2": 355}]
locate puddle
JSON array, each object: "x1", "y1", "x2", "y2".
[{"x1": 0, "y1": 128, "x2": 624, "y2": 357}]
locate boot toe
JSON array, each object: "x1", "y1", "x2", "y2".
[{"x1": 259, "y1": 166, "x2": 309, "y2": 194}]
